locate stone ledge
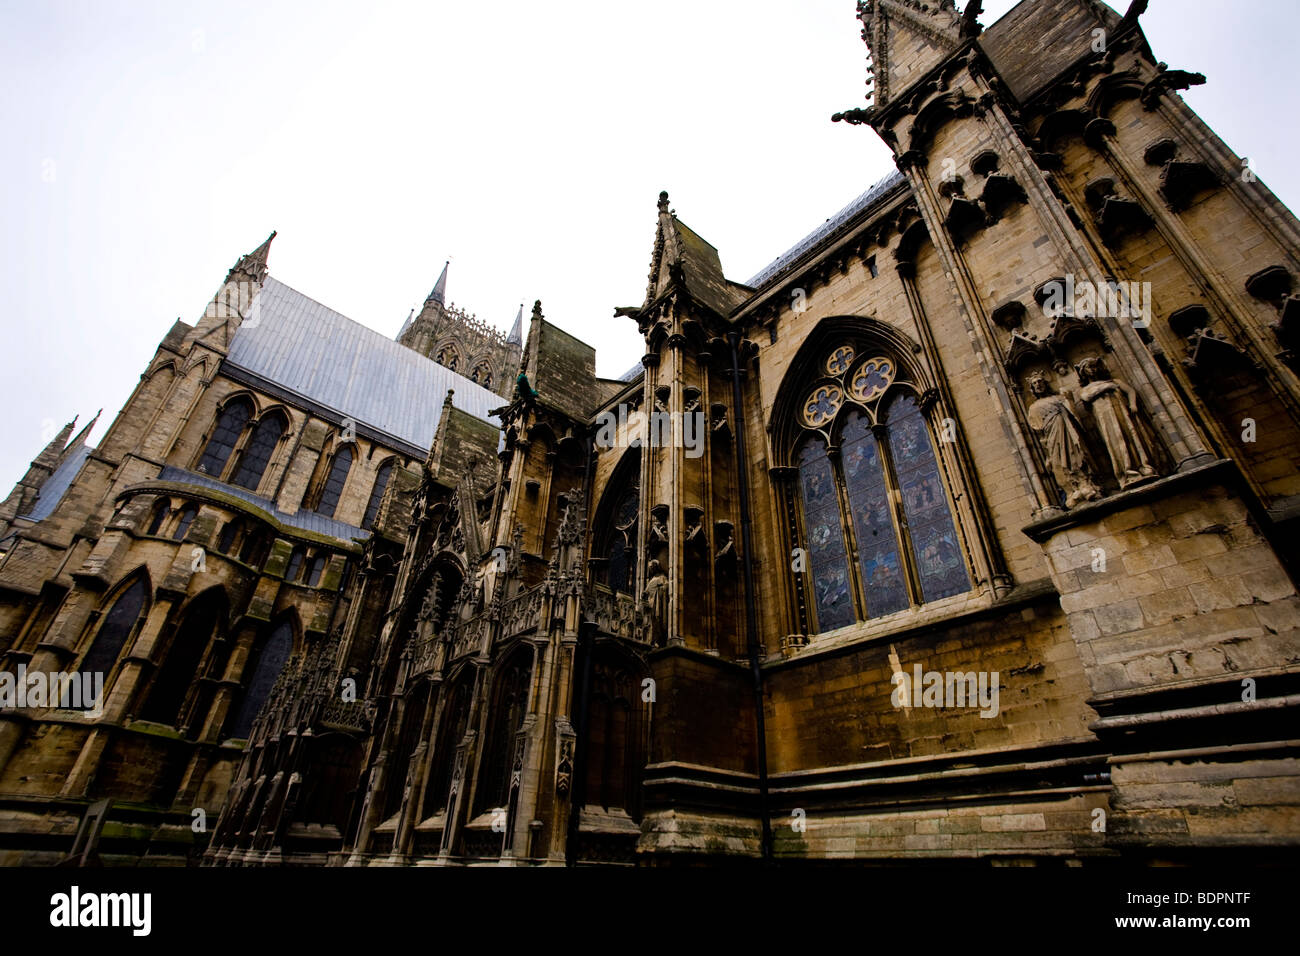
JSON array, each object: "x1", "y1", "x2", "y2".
[{"x1": 1021, "y1": 459, "x2": 1235, "y2": 543}]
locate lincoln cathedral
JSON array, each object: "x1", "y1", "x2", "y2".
[{"x1": 2, "y1": 0, "x2": 1297, "y2": 866}]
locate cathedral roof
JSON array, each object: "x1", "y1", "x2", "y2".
[
  {"x1": 19, "y1": 443, "x2": 92, "y2": 523},
  {"x1": 226, "y1": 278, "x2": 501, "y2": 456},
  {"x1": 745, "y1": 169, "x2": 906, "y2": 289}
]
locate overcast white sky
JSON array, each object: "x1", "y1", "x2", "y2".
[{"x1": 2, "y1": 0, "x2": 1297, "y2": 492}]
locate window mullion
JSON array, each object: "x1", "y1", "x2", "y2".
[
  {"x1": 828, "y1": 445, "x2": 868, "y2": 624},
  {"x1": 874, "y1": 423, "x2": 923, "y2": 609}
]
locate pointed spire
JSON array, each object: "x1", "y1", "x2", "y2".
[
  {"x1": 35, "y1": 417, "x2": 77, "y2": 469},
  {"x1": 396, "y1": 307, "x2": 416, "y2": 341},
  {"x1": 228, "y1": 230, "x2": 276, "y2": 283},
  {"x1": 506, "y1": 304, "x2": 524, "y2": 346},
  {"x1": 66, "y1": 409, "x2": 101, "y2": 456},
  {"x1": 428, "y1": 260, "x2": 449, "y2": 306}
]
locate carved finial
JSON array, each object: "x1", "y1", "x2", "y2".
[
  {"x1": 532, "y1": 299, "x2": 544, "y2": 322},
  {"x1": 658, "y1": 190, "x2": 670, "y2": 214},
  {"x1": 444, "y1": 388, "x2": 455, "y2": 407}
]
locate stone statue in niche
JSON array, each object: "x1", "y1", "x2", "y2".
[
  {"x1": 1075, "y1": 356, "x2": 1158, "y2": 490},
  {"x1": 1025, "y1": 373, "x2": 1101, "y2": 508},
  {"x1": 643, "y1": 558, "x2": 669, "y2": 646}
]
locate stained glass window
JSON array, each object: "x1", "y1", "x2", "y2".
[
  {"x1": 826, "y1": 346, "x2": 855, "y2": 375},
  {"x1": 849, "y1": 357, "x2": 895, "y2": 403},
  {"x1": 790, "y1": 347, "x2": 971, "y2": 635},
  {"x1": 797, "y1": 439, "x2": 854, "y2": 632},
  {"x1": 315, "y1": 446, "x2": 352, "y2": 518},
  {"x1": 841, "y1": 412, "x2": 909, "y2": 617},
  {"x1": 887, "y1": 394, "x2": 970, "y2": 603},
  {"x1": 232, "y1": 415, "x2": 285, "y2": 490},
  {"x1": 802, "y1": 384, "x2": 844, "y2": 429},
  {"x1": 197, "y1": 399, "x2": 252, "y2": 477}
]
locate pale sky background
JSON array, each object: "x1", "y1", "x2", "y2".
[{"x1": 2, "y1": 0, "x2": 1297, "y2": 492}]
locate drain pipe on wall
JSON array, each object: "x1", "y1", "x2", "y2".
[{"x1": 727, "y1": 330, "x2": 773, "y2": 864}]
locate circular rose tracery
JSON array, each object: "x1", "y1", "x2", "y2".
[
  {"x1": 825, "y1": 345, "x2": 855, "y2": 376},
  {"x1": 802, "y1": 384, "x2": 844, "y2": 428},
  {"x1": 849, "y1": 356, "x2": 895, "y2": 403}
]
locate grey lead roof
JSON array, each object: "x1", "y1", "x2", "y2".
[
  {"x1": 226, "y1": 278, "x2": 502, "y2": 453},
  {"x1": 745, "y1": 170, "x2": 907, "y2": 289},
  {"x1": 160, "y1": 465, "x2": 367, "y2": 541},
  {"x1": 19, "y1": 444, "x2": 91, "y2": 522}
]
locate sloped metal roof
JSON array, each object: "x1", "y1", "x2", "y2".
[
  {"x1": 226, "y1": 278, "x2": 502, "y2": 453},
  {"x1": 19, "y1": 444, "x2": 92, "y2": 522},
  {"x1": 745, "y1": 170, "x2": 907, "y2": 289}
]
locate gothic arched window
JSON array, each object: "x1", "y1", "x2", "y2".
[
  {"x1": 197, "y1": 397, "x2": 253, "y2": 477},
  {"x1": 140, "y1": 589, "x2": 226, "y2": 734},
  {"x1": 790, "y1": 347, "x2": 970, "y2": 634},
  {"x1": 475, "y1": 653, "x2": 532, "y2": 816},
  {"x1": 423, "y1": 676, "x2": 473, "y2": 818},
  {"x1": 225, "y1": 619, "x2": 293, "y2": 740},
  {"x1": 436, "y1": 345, "x2": 460, "y2": 371},
  {"x1": 594, "y1": 450, "x2": 640, "y2": 595},
  {"x1": 362, "y1": 459, "x2": 394, "y2": 531},
  {"x1": 80, "y1": 575, "x2": 149, "y2": 680},
  {"x1": 314, "y1": 445, "x2": 353, "y2": 518},
  {"x1": 231, "y1": 412, "x2": 287, "y2": 491},
  {"x1": 470, "y1": 362, "x2": 493, "y2": 388}
]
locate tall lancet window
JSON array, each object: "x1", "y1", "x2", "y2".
[
  {"x1": 791, "y1": 346, "x2": 970, "y2": 634},
  {"x1": 314, "y1": 445, "x2": 352, "y2": 518},
  {"x1": 197, "y1": 397, "x2": 253, "y2": 477},
  {"x1": 232, "y1": 413, "x2": 287, "y2": 491}
]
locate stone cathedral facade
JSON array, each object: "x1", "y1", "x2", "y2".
[{"x1": 0, "y1": 0, "x2": 1297, "y2": 866}]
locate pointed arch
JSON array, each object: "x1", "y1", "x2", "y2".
[
  {"x1": 196, "y1": 394, "x2": 255, "y2": 478},
  {"x1": 362, "y1": 457, "x2": 396, "y2": 531},
  {"x1": 769, "y1": 315, "x2": 928, "y2": 467},
  {"x1": 474, "y1": 646, "x2": 533, "y2": 816},
  {"x1": 422, "y1": 669, "x2": 476, "y2": 819},
  {"x1": 775, "y1": 324, "x2": 972, "y2": 634},
  {"x1": 231, "y1": 408, "x2": 289, "y2": 490},
  {"x1": 593, "y1": 446, "x2": 641, "y2": 594},
  {"x1": 435, "y1": 342, "x2": 461, "y2": 371},
  {"x1": 139, "y1": 586, "x2": 229, "y2": 734},
  {"x1": 313, "y1": 443, "x2": 354, "y2": 518},
  {"x1": 225, "y1": 612, "x2": 297, "y2": 740},
  {"x1": 79, "y1": 568, "x2": 152, "y2": 682}
]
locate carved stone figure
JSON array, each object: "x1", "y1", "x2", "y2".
[
  {"x1": 1075, "y1": 357, "x2": 1158, "y2": 489},
  {"x1": 1025, "y1": 373, "x2": 1101, "y2": 508},
  {"x1": 643, "y1": 558, "x2": 669, "y2": 646}
]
